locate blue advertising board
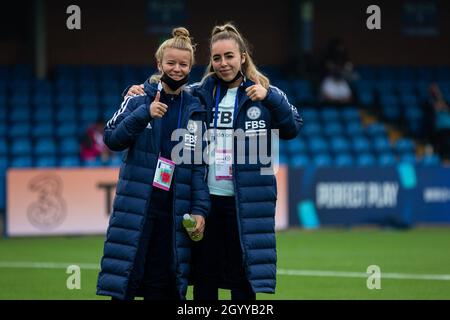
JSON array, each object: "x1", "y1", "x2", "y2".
[{"x1": 288, "y1": 164, "x2": 450, "y2": 228}]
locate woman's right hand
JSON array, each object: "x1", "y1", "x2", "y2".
[
  {"x1": 127, "y1": 84, "x2": 145, "y2": 96},
  {"x1": 149, "y1": 91, "x2": 168, "y2": 118}
]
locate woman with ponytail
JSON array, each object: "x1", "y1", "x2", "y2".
[
  {"x1": 126, "y1": 23, "x2": 302, "y2": 300},
  {"x1": 97, "y1": 27, "x2": 210, "y2": 300}
]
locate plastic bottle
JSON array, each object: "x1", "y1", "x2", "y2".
[{"x1": 182, "y1": 213, "x2": 203, "y2": 241}]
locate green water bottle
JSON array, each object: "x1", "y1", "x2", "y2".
[{"x1": 182, "y1": 214, "x2": 203, "y2": 241}]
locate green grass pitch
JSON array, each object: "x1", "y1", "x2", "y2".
[{"x1": 0, "y1": 227, "x2": 449, "y2": 300}]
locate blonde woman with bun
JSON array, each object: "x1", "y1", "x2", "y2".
[{"x1": 97, "y1": 27, "x2": 210, "y2": 300}]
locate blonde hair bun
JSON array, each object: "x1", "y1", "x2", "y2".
[{"x1": 172, "y1": 27, "x2": 190, "y2": 40}]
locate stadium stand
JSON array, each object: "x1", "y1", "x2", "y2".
[{"x1": 0, "y1": 64, "x2": 448, "y2": 213}]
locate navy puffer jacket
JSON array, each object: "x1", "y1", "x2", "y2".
[
  {"x1": 96, "y1": 81, "x2": 210, "y2": 300},
  {"x1": 189, "y1": 76, "x2": 302, "y2": 293}
]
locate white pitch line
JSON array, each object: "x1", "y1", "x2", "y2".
[
  {"x1": 0, "y1": 261, "x2": 99, "y2": 270},
  {"x1": 1, "y1": 262, "x2": 450, "y2": 281},
  {"x1": 277, "y1": 269, "x2": 450, "y2": 281}
]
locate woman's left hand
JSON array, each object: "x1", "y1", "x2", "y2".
[
  {"x1": 191, "y1": 214, "x2": 205, "y2": 235},
  {"x1": 245, "y1": 78, "x2": 267, "y2": 101}
]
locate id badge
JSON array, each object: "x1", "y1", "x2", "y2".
[
  {"x1": 215, "y1": 149, "x2": 233, "y2": 180},
  {"x1": 153, "y1": 156, "x2": 175, "y2": 191}
]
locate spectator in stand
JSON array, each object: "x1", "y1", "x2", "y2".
[
  {"x1": 429, "y1": 83, "x2": 450, "y2": 164},
  {"x1": 318, "y1": 38, "x2": 355, "y2": 106},
  {"x1": 318, "y1": 70, "x2": 354, "y2": 105},
  {"x1": 80, "y1": 119, "x2": 111, "y2": 163},
  {"x1": 322, "y1": 37, "x2": 357, "y2": 83}
]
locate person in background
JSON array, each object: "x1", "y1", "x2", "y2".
[
  {"x1": 429, "y1": 83, "x2": 450, "y2": 164},
  {"x1": 80, "y1": 119, "x2": 111, "y2": 163},
  {"x1": 318, "y1": 70, "x2": 354, "y2": 105}
]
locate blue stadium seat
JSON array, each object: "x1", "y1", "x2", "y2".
[
  {"x1": 80, "y1": 106, "x2": 101, "y2": 123},
  {"x1": 11, "y1": 156, "x2": 33, "y2": 168},
  {"x1": 399, "y1": 153, "x2": 416, "y2": 164},
  {"x1": 278, "y1": 154, "x2": 288, "y2": 165},
  {"x1": 366, "y1": 123, "x2": 387, "y2": 137},
  {"x1": 308, "y1": 136, "x2": 329, "y2": 154},
  {"x1": 101, "y1": 94, "x2": 121, "y2": 109},
  {"x1": 271, "y1": 80, "x2": 292, "y2": 98},
  {"x1": 107, "y1": 154, "x2": 123, "y2": 167},
  {"x1": 79, "y1": 93, "x2": 100, "y2": 109},
  {"x1": 372, "y1": 136, "x2": 392, "y2": 153},
  {"x1": 312, "y1": 153, "x2": 332, "y2": 167},
  {"x1": 398, "y1": 67, "x2": 416, "y2": 82},
  {"x1": 56, "y1": 106, "x2": 77, "y2": 123},
  {"x1": 399, "y1": 93, "x2": 419, "y2": 107},
  {"x1": 59, "y1": 137, "x2": 80, "y2": 156},
  {"x1": 435, "y1": 66, "x2": 450, "y2": 81},
  {"x1": 31, "y1": 122, "x2": 54, "y2": 138},
  {"x1": 420, "y1": 153, "x2": 440, "y2": 166},
  {"x1": 303, "y1": 123, "x2": 321, "y2": 136},
  {"x1": 377, "y1": 68, "x2": 396, "y2": 82},
  {"x1": 341, "y1": 107, "x2": 360, "y2": 122},
  {"x1": 301, "y1": 108, "x2": 319, "y2": 122},
  {"x1": 0, "y1": 122, "x2": 6, "y2": 137},
  {"x1": 416, "y1": 67, "x2": 433, "y2": 82},
  {"x1": 56, "y1": 79, "x2": 76, "y2": 93},
  {"x1": 357, "y1": 89, "x2": 375, "y2": 107},
  {"x1": 103, "y1": 106, "x2": 118, "y2": 122},
  {"x1": 345, "y1": 121, "x2": 364, "y2": 136},
  {"x1": 33, "y1": 106, "x2": 54, "y2": 123},
  {"x1": 378, "y1": 152, "x2": 396, "y2": 167},
  {"x1": 330, "y1": 136, "x2": 351, "y2": 153},
  {"x1": 56, "y1": 93, "x2": 76, "y2": 107},
  {"x1": 323, "y1": 123, "x2": 344, "y2": 137},
  {"x1": 320, "y1": 107, "x2": 339, "y2": 122},
  {"x1": 33, "y1": 93, "x2": 53, "y2": 106},
  {"x1": 395, "y1": 138, "x2": 415, "y2": 154},
  {"x1": 11, "y1": 138, "x2": 32, "y2": 156},
  {"x1": 10, "y1": 108, "x2": 31, "y2": 123},
  {"x1": 0, "y1": 139, "x2": 7, "y2": 155},
  {"x1": 334, "y1": 153, "x2": 354, "y2": 167},
  {"x1": 56, "y1": 123, "x2": 78, "y2": 138},
  {"x1": 0, "y1": 106, "x2": 6, "y2": 122},
  {"x1": 34, "y1": 138, "x2": 57, "y2": 156},
  {"x1": 376, "y1": 80, "x2": 395, "y2": 94},
  {"x1": 83, "y1": 158, "x2": 103, "y2": 167},
  {"x1": 60, "y1": 155, "x2": 81, "y2": 167},
  {"x1": 356, "y1": 65, "x2": 375, "y2": 81},
  {"x1": 286, "y1": 138, "x2": 307, "y2": 154},
  {"x1": 351, "y1": 136, "x2": 371, "y2": 153},
  {"x1": 356, "y1": 153, "x2": 376, "y2": 167},
  {"x1": 290, "y1": 154, "x2": 310, "y2": 168},
  {"x1": 404, "y1": 107, "x2": 424, "y2": 136},
  {"x1": 292, "y1": 80, "x2": 313, "y2": 103},
  {"x1": 380, "y1": 98, "x2": 401, "y2": 122},
  {"x1": 35, "y1": 156, "x2": 57, "y2": 168},
  {"x1": 0, "y1": 156, "x2": 7, "y2": 169},
  {"x1": 10, "y1": 93, "x2": 30, "y2": 106}
]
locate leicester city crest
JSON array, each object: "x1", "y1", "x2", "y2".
[{"x1": 247, "y1": 106, "x2": 261, "y2": 120}]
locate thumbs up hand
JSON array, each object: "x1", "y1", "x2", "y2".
[
  {"x1": 245, "y1": 77, "x2": 267, "y2": 101},
  {"x1": 149, "y1": 91, "x2": 168, "y2": 118}
]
